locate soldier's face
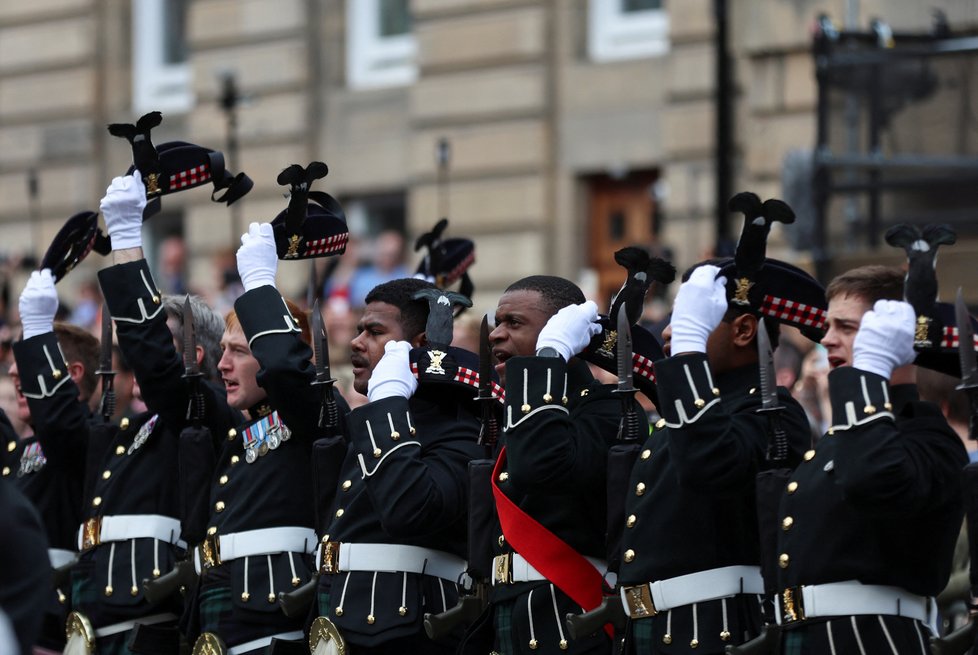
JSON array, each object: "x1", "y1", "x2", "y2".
[
  {"x1": 490, "y1": 290, "x2": 553, "y2": 385},
  {"x1": 6, "y1": 360, "x2": 30, "y2": 424},
  {"x1": 217, "y1": 324, "x2": 266, "y2": 410},
  {"x1": 821, "y1": 293, "x2": 872, "y2": 369},
  {"x1": 351, "y1": 302, "x2": 407, "y2": 396}
]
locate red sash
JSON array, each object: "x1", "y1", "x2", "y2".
[{"x1": 491, "y1": 447, "x2": 613, "y2": 639}]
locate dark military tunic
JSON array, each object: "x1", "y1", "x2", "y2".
[
  {"x1": 6, "y1": 333, "x2": 96, "y2": 648},
  {"x1": 618, "y1": 353, "x2": 809, "y2": 654},
  {"x1": 777, "y1": 368, "x2": 966, "y2": 653},
  {"x1": 99, "y1": 267, "x2": 333, "y2": 650},
  {"x1": 97, "y1": 260, "x2": 241, "y2": 651},
  {"x1": 489, "y1": 356, "x2": 625, "y2": 655},
  {"x1": 186, "y1": 284, "x2": 345, "y2": 648},
  {"x1": 316, "y1": 367, "x2": 482, "y2": 651}
]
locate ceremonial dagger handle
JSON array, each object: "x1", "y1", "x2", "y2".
[
  {"x1": 927, "y1": 620, "x2": 978, "y2": 655},
  {"x1": 722, "y1": 625, "x2": 781, "y2": 655},
  {"x1": 424, "y1": 582, "x2": 488, "y2": 640},
  {"x1": 142, "y1": 559, "x2": 197, "y2": 605},
  {"x1": 758, "y1": 407, "x2": 788, "y2": 464},
  {"x1": 478, "y1": 405, "x2": 499, "y2": 450},
  {"x1": 316, "y1": 383, "x2": 340, "y2": 433},
  {"x1": 325, "y1": 392, "x2": 340, "y2": 431},
  {"x1": 279, "y1": 573, "x2": 320, "y2": 618},
  {"x1": 565, "y1": 595, "x2": 625, "y2": 640},
  {"x1": 99, "y1": 378, "x2": 116, "y2": 422},
  {"x1": 617, "y1": 395, "x2": 642, "y2": 442},
  {"x1": 185, "y1": 385, "x2": 205, "y2": 428}
]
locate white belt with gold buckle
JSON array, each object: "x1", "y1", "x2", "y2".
[
  {"x1": 621, "y1": 565, "x2": 764, "y2": 619},
  {"x1": 491, "y1": 552, "x2": 607, "y2": 586},
  {"x1": 316, "y1": 540, "x2": 467, "y2": 583},
  {"x1": 194, "y1": 526, "x2": 317, "y2": 574},
  {"x1": 776, "y1": 580, "x2": 932, "y2": 625},
  {"x1": 77, "y1": 514, "x2": 185, "y2": 551}
]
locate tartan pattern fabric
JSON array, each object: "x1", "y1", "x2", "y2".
[
  {"x1": 630, "y1": 617, "x2": 655, "y2": 654},
  {"x1": 455, "y1": 365, "x2": 479, "y2": 387},
  {"x1": 317, "y1": 587, "x2": 331, "y2": 619},
  {"x1": 493, "y1": 599, "x2": 515, "y2": 655},
  {"x1": 942, "y1": 326, "x2": 978, "y2": 349},
  {"x1": 761, "y1": 294, "x2": 827, "y2": 331},
  {"x1": 304, "y1": 232, "x2": 349, "y2": 256},
  {"x1": 408, "y1": 361, "x2": 507, "y2": 402},
  {"x1": 71, "y1": 567, "x2": 97, "y2": 617},
  {"x1": 782, "y1": 629, "x2": 807, "y2": 655},
  {"x1": 198, "y1": 583, "x2": 233, "y2": 636},
  {"x1": 168, "y1": 164, "x2": 210, "y2": 191},
  {"x1": 634, "y1": 353, "x2": 656, "y2": 383},
  {"x1": 443, "y1": 251, "x2": 476, "y2": 285}
]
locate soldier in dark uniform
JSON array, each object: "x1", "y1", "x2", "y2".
[
  {"x1": 4, "y1": 269, "x2": 101, "y2": 652},
  {"x1": 482, "y1": 275, "x2": 624, "y2": 654},
  {"x1": 174, "y1": 221, "x2": 341, "y2": 653},
  {"x1": 777, "y1": 266, "x2": 967, "y2": 654},
  {"x1": 98, "y1": 175, "x2": 329, "y2": 653},
  {"x1": 88, "y1": 171, "x2": 239, "y2": 654},
  {"x1": 616, "y1": 262, "x2": 814, "y2": 654},
  {"x1": 311, "y1": 272, "x2": 483, "y2": 654}
]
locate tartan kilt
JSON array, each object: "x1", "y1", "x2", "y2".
[
  {"x1": 194, "y1": 565, "x2": 306, "y2": 649},
  {"x1": 491, "y1": 584, "x2": 611, "y2": 655},
  {"x1": 780, "y1": 616, "x2": 930, "y2": 655}
]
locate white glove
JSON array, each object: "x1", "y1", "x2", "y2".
[
  {"x1": 368, "y1": 340, "x2": 418, "y2": 402},
  {"x1": 669, "y1": 265, "x2": 729, "y2": 355},
  {"x1": 19, "y1": 269, "x2": 58, "y2": 340},
  {"x1": 852, "y1": 300, "x2": 917, "y2": 379},
  {"x1": 535, "y1": 300, "x2": 602, "y2": 362},
  {"x1": 236, "y1": 222, "x2": 278, "y2": 292},
  {"x1": 99, "y1": 171, "x2": 147, "y2": 251}
]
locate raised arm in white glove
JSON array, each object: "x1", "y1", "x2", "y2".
[
  {"x1": 534, "y1": 300, "x2": 601, "y2": 362},
  {"x1": 367, "y1": 340, "x2": 418, "y2": 402},
  {"x1": 668, "y1": 265, "x2": 729, "y2": 355},
  {"x1": 19, "y1": 269, "x2": 58, "y2": 340},
  {"x1": 236, "y1": 222, "x2": 278, "y2": 292},
  {"x1": 99, "y1": 171, "x2": 147, "y2": 251},
  {"x1": 851, "y1": 299, "x2": 917, "y2": 380}
]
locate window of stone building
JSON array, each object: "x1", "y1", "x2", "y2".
[
  {"x1": 588, "y1": 0, "x2": 669, "y2": 63},
  {"x1": 132, "y1": 0, "x2": 193, "y2": 114},
  {"x1": 346, "y1": 0, "x2": 418, "y2": 89},
  {"x1": 343, "y1": 193, "x2": 407, "y2": 237}
]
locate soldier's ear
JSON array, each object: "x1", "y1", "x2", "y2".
[
  {"x1": 195, "y1": 344, "x2": 205, "y2": 367},
  {"x1": 730, "y1": 312, "x2": 758, "y2": 348},
  {"x1": 411, "y1": 331, "x2": 427, "y2": 349},
  {"x1": 67, "y1": 361, "x2": 85, "y2": 387}
]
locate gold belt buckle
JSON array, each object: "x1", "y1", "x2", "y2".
[
  {"x1": 780, "y1": 586, "x2": 806, "y2": 624},
  {"x1": 622, "y1": 584, "x2": 657, "y2": 619},
  {"x1": 320, "y1": 540, "x2": 341, "y2": 574},
  {"x1": 81, "y1": 517, "x2": 102, "y2": 551},
  {"x1": 199, "y1": 533, "x2": 222, "y2": 570},
  {"x1": 492, "y1": 553, "x2": 512, "y2": 585}
]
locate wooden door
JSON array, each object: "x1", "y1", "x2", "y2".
[{"x1": 587, "y1": 172, "x2": 660, "y2": 309}]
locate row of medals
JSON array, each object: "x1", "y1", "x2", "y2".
[
  {"x1": 242, "y1": 411, "x2": 292, "y2": 464},
  {"x1": 18, "y1": 442, "x2": 47, "y2": 476}
]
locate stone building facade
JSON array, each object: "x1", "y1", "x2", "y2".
[{"x1": 2, "y1": 0, "x2": 978, "y2": 315}]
